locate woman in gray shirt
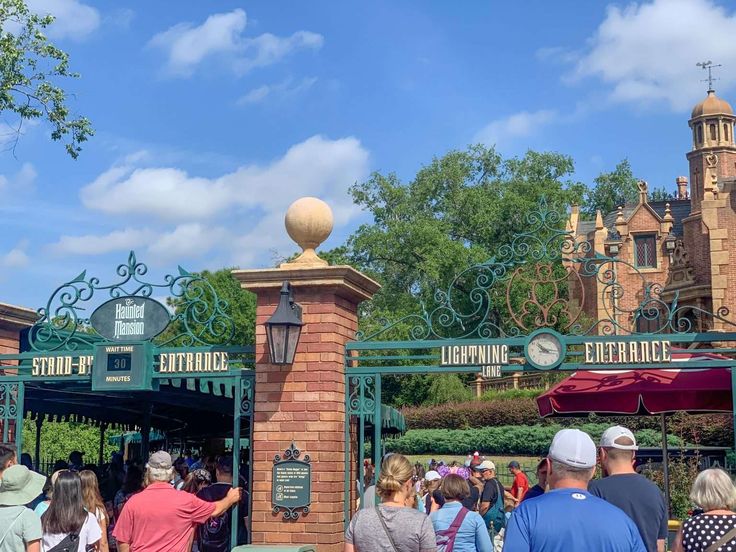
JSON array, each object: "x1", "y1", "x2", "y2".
[{"x1": 345, "y1": 454, "x2": 436, "y2": 552}]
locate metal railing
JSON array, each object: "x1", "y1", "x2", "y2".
[{"x1": 472, "y1": 372, "x2": 555, "y2": 396}]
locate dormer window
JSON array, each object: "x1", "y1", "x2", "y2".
[{"x1": 634, "y1": 234, "x2": 657, "y2": 268}]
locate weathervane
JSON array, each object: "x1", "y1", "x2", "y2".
[{"x1": 697, "y1": 60, "x2": 722, "y2": 92}]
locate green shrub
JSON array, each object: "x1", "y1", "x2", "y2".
[
  {"x1": 384, "y1": 424, "x2": 683, "y2": 456},
  {"x1": 402, "y1": 400, "x2": 733, "y2": 449},
  {"x1": 425, "y1": 374, "x2": 473, "y2": 405},
  {"x1": 480, "y1": 388, "x2": 543, "y2": 402},
  {"x1": 643, "y1": 456, "x2": 701, "y2": 520},
  {"x1": 403, "y1": 398, "x2": 541, "y2": 430}
]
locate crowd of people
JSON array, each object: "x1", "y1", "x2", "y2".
[
  {"x1": 0, "y1": 446, "x2": 246, "y2": 552},
  {"x1": 348, "y1": 425, "x2": 736, "y2": 552}
]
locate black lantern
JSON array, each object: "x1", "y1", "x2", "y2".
[{"x1": 266, "y1": 281, "x2": 303, "y2": 365}]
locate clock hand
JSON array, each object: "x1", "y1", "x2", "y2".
[{"x1": 538, "y1": 344, "x2": 553, "y2": 354}]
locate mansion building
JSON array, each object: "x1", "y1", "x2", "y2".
[{"x1": 568, "y1": 88, "x2": 736, "y2": 334}]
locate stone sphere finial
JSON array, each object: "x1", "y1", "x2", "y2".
[{"x1": 282, "y1": 197, "x2": 334, "y2": 268}]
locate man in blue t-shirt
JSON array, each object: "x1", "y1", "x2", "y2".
[
  {"x1": 503, "y1": 429, "x2": 646, "y2": 552},
  {"x1": 588, "y1": 426, "x2": 668, "y2": 552}
]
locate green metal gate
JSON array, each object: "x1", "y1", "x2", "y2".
[{"x1": 344, "y1": 198, "x2": 736, "y2": 525}]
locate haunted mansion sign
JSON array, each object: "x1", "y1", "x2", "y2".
[{"x1": 90, "y1": 296, "x2": 170, "y2": 342}]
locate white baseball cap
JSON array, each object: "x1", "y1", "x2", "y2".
[
  {"x1": 473, "y1": 460, "x2": 496, "y2": 472},
  {"x1": 548, "y1": 429, "x2": 597, "y2": 469},
  {"x1": 600, "y1": 426, "x2": 639, "y2": 451},
  {"x1": 425, "y1": 470, "x2": 441, "y2": 482}
]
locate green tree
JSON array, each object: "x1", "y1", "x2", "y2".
[
  {"x1": 425, "y1": 374, "x2": 473, "y2": 405},
  {"x1": 1, "y1": 0, "x2": 93, "y2": 158},
  {"x1": 347, "y1": 145, "x2": 585, "y2": 329},
  {"x1": 159, "y1": 268, "x2": 256, "y2": 347},
  {"x1": 582, "y1": 160, "x2": 639, "y2": 217},
  {"x1": 322, "y1": 145, "x2": 586, "y2": 405},
  {"x1": 649, "y1": 186, "x2": 675, "y2": 202},
  {"x1": 23, "y1": 419, "x2": 116, "y2": 466}
]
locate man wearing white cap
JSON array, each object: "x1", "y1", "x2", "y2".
[
  {"x1": 423, "y1": 470, "x2": 444, "y2": 513},
  {"x1": 589, "y1": 426, "x2": 668, "y2": 552},
  {"x1": 503, "y1": 429, "x2": 646, "y2": 552}
]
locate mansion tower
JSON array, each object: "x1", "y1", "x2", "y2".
[{"x1": 569, "y1": 88, "x2": 736, "y2": 333}]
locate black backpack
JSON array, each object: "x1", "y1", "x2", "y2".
[{"x1": 47, "y1": 533, "x2": 80, "y2": 552}]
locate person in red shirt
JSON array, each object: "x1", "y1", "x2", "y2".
[
  {"x1": 113, "y1": 451, "x2": 241, "y2": 552},
  {"x1": 507, "y1": 460, "x2": 529, "y2": 506}
]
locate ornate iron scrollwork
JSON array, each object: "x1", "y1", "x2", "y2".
[
  {"x1": 29, "y1": 251, "x2": 236, "y2": 352},
  {"x1": 356, "y1": 197, "x2": 736, "y2": 341}
]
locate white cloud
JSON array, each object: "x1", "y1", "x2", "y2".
[
  {"x1": 233, "y1": 32, "x2": 324, "y2": 75},
  {"x1": 149, "y1": 9, "x2": 323, "y2": 77},
  {"x1": 64, "y1": 135, "x2": 370, "y2": 263},
  {"x1": 238, "y1": 85, "x2": 271, "y2": 105},
  {"x1": 567, "y1": 0, "x2": 736, "y2": 110},
  {"x1": 107, "y1": 8, "x2": 135, "y2": 30},
  {"x1": 474, "y1": 110, "x2": 558, "y2": 146},
  {"x1": 81, "y1": 166, "x2": 233, "y2": 221},
  {"x1": 148, "y1": 224, "x2": 227, "y2": 261},
  {"x1": 80, "y1": 135, "x2": 369, "y2": 222},
  {"x1": 236, "y1": 77, "x2": 318, "y2": 105},
  {"x1": 0, "y1": 241, "x2": 30, "y2": 268},
  {"x1": 27, "y1": 0, "x2": 100, "y2": 40},
  {"x1": 0, "y1": 163, "x2": 37, "y2": 196},
  {"x1": 52, "y1": 228, "x2": 154, "y2": 255}
]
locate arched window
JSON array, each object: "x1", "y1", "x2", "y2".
[
  {"x1": 725, "y1": 123, "x2": 731, "y2": 142},
  {"x1": 697, "y1": 125, "x2": 703, "y2": 144},
  {"x1": 710, "y1": 123, "x2": 717, "y2": 141}
]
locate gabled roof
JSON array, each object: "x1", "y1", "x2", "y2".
[{"x1": 577, "y1": 199, "x2": 691, "y2": 237}]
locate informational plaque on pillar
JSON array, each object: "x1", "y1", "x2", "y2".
[{"x1": 272, "y1": 442, "x2": 311, "y2": 520}]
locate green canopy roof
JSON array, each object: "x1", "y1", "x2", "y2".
[{"x1": 365, "y1": 404, "x2": 406, "y2": 434}]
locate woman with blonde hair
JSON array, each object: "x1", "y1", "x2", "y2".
[
  {"x1": 80, "y1": 470, "x2": 110, "y2": 552},
  {"x1": 673, "y1": 468, "x2": 736, "y2": 552},
  {"x1": 345, "y1": 453, "x2": 436, "y2": 552}
]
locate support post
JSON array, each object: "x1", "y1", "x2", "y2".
[
  {"x1": 140, "y1": 403, "x2": 152, "y2": 461},
  {"x1": 661, "y1": 413, "x2": 671, "y2": 519},
  {"x1": 732, "y1": 363, "x2": 736, "y2": 463},
  {"x1": 34, "y1": 416, "x2": 43, "y2": 471},
  {"x1": 99, "y1": 423, "x2": 107, "y2": 467},
  {"x1": 372, "y1": 374, "x2": 382, "y2": 506},
  {"x1": 232, "y1": 376, "x2": 242, "y2": 548},
  {"x1": 14, "y1": 382, "x2": 23, "y2": 456}
]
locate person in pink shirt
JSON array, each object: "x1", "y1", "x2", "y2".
[{"x1": 112, "y1": 451, "x2": 241, "y2": 552}]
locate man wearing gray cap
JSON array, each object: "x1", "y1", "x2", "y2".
[
  {"x1": 589, "y1": 426, "x2": 668, "y2": 552},
  {"x1": 113, "y1": 451, "x2": 241, "y2": 552},
  {"x1": 503, "y1": 429, "x2": 646, "y2": 552}
]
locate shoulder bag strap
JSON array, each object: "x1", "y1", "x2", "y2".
[
  {"x1": 375, "y1": 506, "x2": 400, "y2": 552},
  {"x1": 449, "y1": 507, "x2": 469, "y2": 531},
  {"x1": 0, "y1": 510, "x2": 24, "y2": 546},
  {"x1": 443, "y1": 507, "x2": 470, "y2": 552},
  {"x1": 705, "y1": 524, "x2": 736, "y2": 552}
]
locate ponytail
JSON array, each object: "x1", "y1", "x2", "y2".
[{"x1": 376, "y1": 454, "x2": 413, "y2": 499}]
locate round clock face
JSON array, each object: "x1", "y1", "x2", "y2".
[{"x1": 526, "y1": 331, "x2": 564, "y2": 369}]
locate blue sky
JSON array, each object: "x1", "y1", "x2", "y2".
[{"x1": 2, "y1": 0, "x2": 736, "y2": 310}]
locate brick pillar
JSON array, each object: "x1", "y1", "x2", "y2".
[{"x1": 233, "y1": 267, "x2": 379, "y2": 552}]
